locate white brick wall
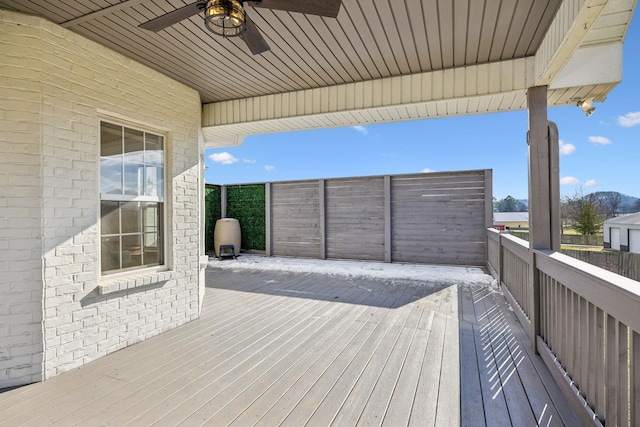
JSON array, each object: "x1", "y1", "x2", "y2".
[
  {"x1": 0, "y1": 11, "x2": 45, "y2": 389},
  {"x1": 0, "y1": 10, "x2": 203, "y2": 388}
]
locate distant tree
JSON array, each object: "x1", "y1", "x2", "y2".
[
  {"x1": 634, "y1": 198, "x2": 640, "y2": 213},
  {"x1": 494, "y1": 195, "x2": 528, "y2": 212},
  {"x1": 594, "y1": 191, "x2": 622, "y2": 218},
  {"x1": 564, "y1": 189, "x2": 604, "y2": 235},
  {"x1": 515, "y1": 199, "x2": 528, "y2": 212},
  {"x1": 496, "y1": 195, "x2": 518, "y2": 212}
]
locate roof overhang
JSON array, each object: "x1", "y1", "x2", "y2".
[
  {"x1": 202, "y1": 0, "x2": 634, "y2": 147},
  {"x1": 0, "y1": 0, "x2": 635, "y2": 148}
]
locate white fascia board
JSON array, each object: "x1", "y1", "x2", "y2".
[{"x1": 550, "y1": 43, "x2": 623, "y2": 90}]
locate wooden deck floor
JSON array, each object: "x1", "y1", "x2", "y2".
[{"x1": 0, "y1": 267, "x2": 578, "y2": 426}]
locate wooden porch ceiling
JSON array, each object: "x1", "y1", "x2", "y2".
[
  {"x1": 0, "y1": 267, "x2": 579, "y2": 425},
  {"x1": 0, "y1": 0, "x2": 635, "y2": 146}
]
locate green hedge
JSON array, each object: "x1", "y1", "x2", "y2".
[
  {"x1": 226, "y1": 184, "x2": 266, "y2": 251},
  {"x1": 205, "y1": 183, "x2": 266, "y2": 253},
  {"x1": 205, "y1": 185, "x2": 221, "y2": 253}
]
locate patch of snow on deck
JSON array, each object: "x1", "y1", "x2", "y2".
[{"x1": 208, "y1": 255, "x2": 495, "y2": 287}]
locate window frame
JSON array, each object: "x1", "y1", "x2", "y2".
[{"x1": 98, "y1": 118, "x2": 168, "y2": 277}]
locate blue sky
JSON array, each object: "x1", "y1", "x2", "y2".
[{"x1": 205, "y1": 12, "x2": 640, "y2": 201}]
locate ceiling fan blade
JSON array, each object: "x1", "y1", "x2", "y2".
[
  {"x1": 248, "y1": 0, "x2": 342, "y2": 18},
  {"x1": 240, "y1": 17, "x2": 270, "y2": 55},
  {"x1": 139, "y1": 2, "x2": 205, "y2": 32}
]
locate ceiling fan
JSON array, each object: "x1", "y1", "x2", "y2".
[{"x1": 139, "y1": 0, "x2": 342, "y2": 55}]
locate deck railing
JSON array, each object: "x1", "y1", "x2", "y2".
[{"x1": 487, "y1": 229, "x2": 640, "y2": 427}]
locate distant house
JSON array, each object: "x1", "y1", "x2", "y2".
[
  {"x1": 603, "y1": 212, "x2": 640, "y2": 253},
  {"x1": 493, "y1": 212, "x2": 529, "y2": 231}
]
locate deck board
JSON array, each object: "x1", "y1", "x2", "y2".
[{"x1": 0, "y1": 265, "x2": 579, "y2": 427}]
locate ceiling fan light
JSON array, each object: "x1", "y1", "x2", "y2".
[{"x1": 204, "y1": 0, "x2": 246, "y2": 37}]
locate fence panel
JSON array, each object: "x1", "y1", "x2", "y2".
[
  {"x1": 391, "y1": 171, "x2": 487, "y2": 265},
  {"x1": 325, "y1": 176, "x2": 385, "y2": 261},
  {"x1": 270, "y1": 181, "x2": 321, "y2": 258}
]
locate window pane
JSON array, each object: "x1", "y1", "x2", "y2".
[
  {"x1": 122, "y1": 234, "x2": 142, "y2": 269},
  {"x1": 143, "y1": 233, "x2": 160, "y2": 265},
  {"x1": 100, "y1": 122, "x2": 123, "y2": 194},
  {"x1": 145, "y1": 134, "x2": 163, "y2": 166},
  {"x1": 121, "y1": 202, "x2": 141, "y2": 234},
  {"x1": 100, "y1": 157, "x2": 123, "y2": 194},
  {"x1": 100, "y1": 123, "x2": 122, "y2": 157},
  {"x1": 101, "y1": 201, "x2": 120, "y2": 235},
  {"x1": 144, "y1": 166, "x2": 163, "y2": 198},
  {"x1": 101, "y1": 236, "x2": 121, "y2": 273},
  {"x1": 123, "y1": 128, "x2": 144, "y2": 163},
  {"x1": 142, "y1": 202, "x2": 163, "y2": 266},
  {"x1": 123, "y1": 162, "x2": 144, "y2": 195}
]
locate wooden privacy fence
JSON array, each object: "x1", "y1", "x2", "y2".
[
  {"x1": 487, "y1": 229, "x2": 640, "y2": 427},
  {"x1": 269, "y1": 170, "x2": 492, "y2": 265},
  {"x1": 510, "y1": 230, "x2": 604, "y2": 246},
  {"x1": 561, "y1": 249, "x2": 640, "y2": 282},
  {"x1": 211, "y1": 170, "x2": 492, "y2": 266}
]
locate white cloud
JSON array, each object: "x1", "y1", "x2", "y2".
[
  {"x1": 560, "y1": 176, "x2": 580, "y2": 185},
  {"x1": 559, "y1": 140, "x2": 576, "y2": 155},
  {"x1": 352, "y1": 125, "x2": 368, "y2": 135},
  {"x1": 243, "y1": 158, "x2": 256, "y2": 164},
  {"x1": 584, "y1": 179, "x2": 597, "y2": 187},
  {"x1": 588, "y1": 136, "x2": 612, "y2": 145},
  {"x1": 421, "y1": 168, "x2": 435, "y2": 173},
  {"x1": 264, "y1": 165, "x2": 275, "y2": 171},
  {"x1": 209, "y1": 152, "x2": 238, "y2": 164},
  {"x1": 617, "y1": 111, "x2": 640, "y2": 127}
]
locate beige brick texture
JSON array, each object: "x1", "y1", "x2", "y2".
[{"x1": 0, "y1": 10, "x2": 203, "y2": 388}]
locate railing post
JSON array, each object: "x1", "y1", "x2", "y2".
[{"x1": 527, "y1": 86, "x2": 560, "y2": 352}]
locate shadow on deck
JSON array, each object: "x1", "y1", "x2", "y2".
[{"x1": 0, "y1": 267, "x2": 578, "y2": 426}]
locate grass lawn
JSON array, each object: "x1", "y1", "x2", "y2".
[{"x1": 561, "y1": 245, "x2": 605, "y2": 252}]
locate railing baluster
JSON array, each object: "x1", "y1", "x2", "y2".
[
  {"x1": 596, "y1": 307, "x2": 605, "y2": 421},
  {"x1": 606, "y1": 314, "x2": 618, "y2": 425},
  {"x1": 588, "y1": 302, "x2": 597, "y2": 411},
  {"x1": 551, "y1": 278, "x2": 564, "y2": 365},
  {"x1": 572, "y1": 292, "x2": 580, "y2": 390},
  {"x1": 617, "y1": 322, "x2": 629, "y2": 427},
  {"x1": 564, "y1": 286, "x2": 573, "y2": 376},
  {"x1": 579, "y1": 296, "x2": 589, "y2": 401},
  {"x1": 539, "y1": 273, "x2": 549, "y2": 341},
  {"x1": 633, "y1": 330, "x2": 639, "y2": 426}
]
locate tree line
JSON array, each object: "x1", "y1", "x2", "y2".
[{"x1": 494, "y1": 191, "x2": 640, "y2": 235}]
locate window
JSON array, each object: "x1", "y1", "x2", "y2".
[{"x1": 100, "y1": 121, "x2": 165, "y2": 275}]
